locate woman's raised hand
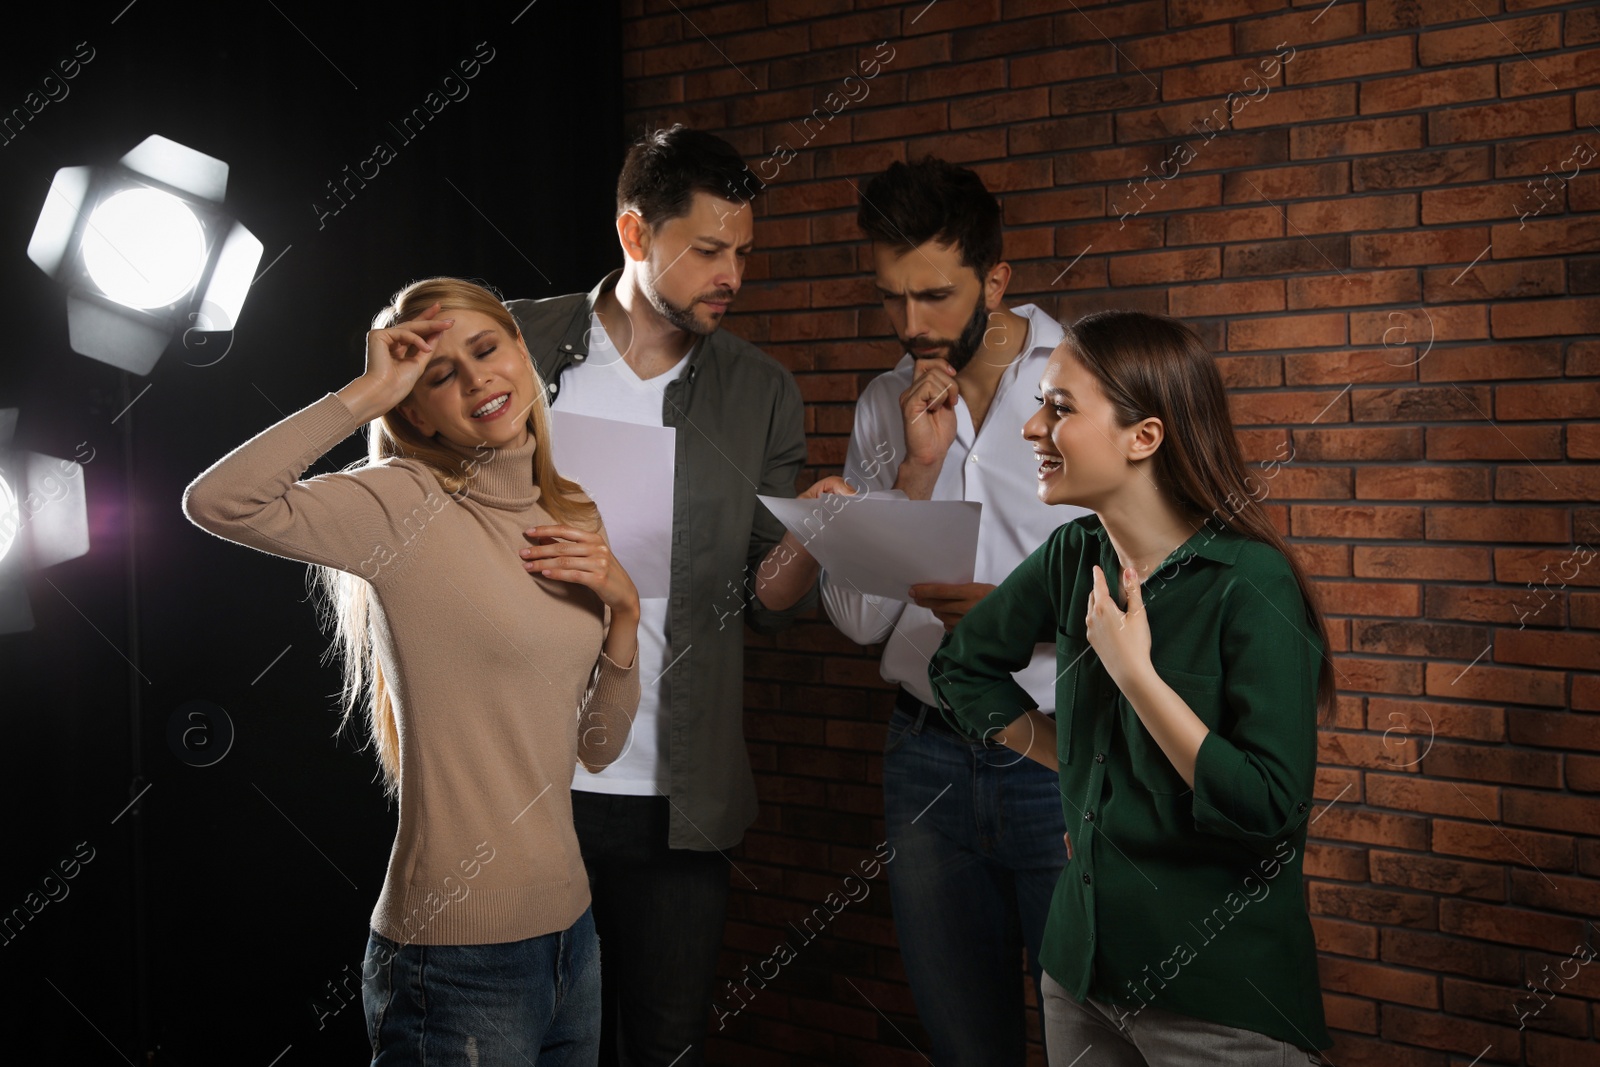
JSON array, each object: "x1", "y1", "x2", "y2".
[
  {"x1": 1085, "y1": 564, "x2": 1153, "y2": 689},
  {"x1": 521, "y1": 525, "x2": 642, "y2": 622},
  {"x1": 338, "y1": 303, "x2": 455, "y2": 422}
]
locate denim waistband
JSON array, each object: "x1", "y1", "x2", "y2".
[{"x1": 895, "y1": 688, "x2": 1006, "y2": 748}]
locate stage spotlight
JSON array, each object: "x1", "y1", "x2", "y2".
[
  {"x1": 82, "y1": 188, "x2": 208, "y2": 310},
  {"x1": 0, "y1": 468, "x2": 18, "y2": 564},
  {"x1": 28, "y1": 134, "x2": 263, "y2": 375},
  {"x1": 0, "y1": 408, "x2": 92, "y2": 635}
]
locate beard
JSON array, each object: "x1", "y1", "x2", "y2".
[
  {"x1": 907, "y1": 296, "x2": 989, "y2": 372},
  {"x1": 642, "y1": 275, "x2": 734, "y2": 338}
]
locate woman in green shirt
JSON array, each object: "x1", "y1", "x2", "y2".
[{"x1": 929, "y1": 311, "x2": 1334, "y2": 1064}]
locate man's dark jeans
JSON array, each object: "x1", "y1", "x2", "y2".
[
  {"x1": 573, "y1": 791, "x2": 731, "y2": 1067},
  {"x1": 885, "y1": 698, "x2": 1069, "y2": 1065}
]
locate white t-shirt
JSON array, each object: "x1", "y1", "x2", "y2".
[{"x1": 552, "y1": 314, "x2": 687, "y2": 794}]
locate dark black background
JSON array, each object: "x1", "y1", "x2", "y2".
[{"x1": 1, "y1": 2, "x2": 622, "y2": 1061}]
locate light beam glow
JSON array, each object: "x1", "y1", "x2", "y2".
[
  {"x1": 81, "y1": 188, "x2": 207, "y2": 311},
  {"x1": 0, "y1": 470, "x2": 18, "y2": 564}
]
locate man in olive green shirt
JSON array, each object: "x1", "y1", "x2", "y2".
[{"x1": 508, "y1": 126, "x2": 821, "y2": 1067}]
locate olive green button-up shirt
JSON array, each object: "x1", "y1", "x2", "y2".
[
  {"x1": 930, "y1": 515, "x2": 1331, "y2": 1051},
  {"x1": 508, "y1": 272, "x2": 816, "y2": 851}
]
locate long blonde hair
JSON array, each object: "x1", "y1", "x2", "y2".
[{"x1": 313, "y1": 277, "x2": 597, "y2": 796}]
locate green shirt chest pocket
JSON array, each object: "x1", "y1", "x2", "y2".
[{"x1": 1124, "y1": 663, "x2": 1226, "y2": 795}]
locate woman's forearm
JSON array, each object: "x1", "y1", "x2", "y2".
[
  {"x1": 181, "y1": 393, "x2": 381, "y2": 571},
  {"x1": 994, "y1": 709, "x2": 1060, "y2": 772},
  {"x1": 577, "y1": 632, "x2": 641, "y2": 772},
  {"x1": 335, "y1": 377, "x2": 394, "y2": 424},
  {"x1": 602, "y1": 609, "x2": 640, "y2": 669},
  {"x1": 1120, "y1": 664, "x2": 1208, "y2": 788}
]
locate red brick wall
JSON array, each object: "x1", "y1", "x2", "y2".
[{"x1": 620, "y1": 2, "x2": 1600, "y2": 1063}]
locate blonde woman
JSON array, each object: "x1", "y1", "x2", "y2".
[{"x1": 183, "y1": 277, "x2": 640, "y2": 1065}]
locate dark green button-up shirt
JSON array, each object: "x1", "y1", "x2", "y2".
[
  {"x1": 508, "y1": 272, "x2": 816, "y2": 851},
  {"x1": 930, "y1": 514, "x2": 1331, "y2": 1051}
]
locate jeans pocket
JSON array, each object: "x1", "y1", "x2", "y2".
[
  {"x1": 884, "y1": 708, "x2": 914, "y2": 756},
  {"x1": 361, "y1": 931, "x2": 397, "y2": 1056}
]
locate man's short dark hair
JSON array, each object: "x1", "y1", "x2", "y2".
[
  {"x1": 616, "y1": 125, "x2": 764, "y2": 228},
  {"x1": 856, "y1": 158, "x2": 1004, "y2": 279}
]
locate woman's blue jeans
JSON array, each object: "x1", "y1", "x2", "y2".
[{"x1": 360, "y1": 906, "x2": 601, "y2": 1066}]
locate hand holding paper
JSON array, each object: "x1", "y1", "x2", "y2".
[
  {"x1": 908, "y1": 581, "x2": 998, "y2": 631},
  {"x1": 757, "y1": 490, "x2": 981, "y2": 602}
]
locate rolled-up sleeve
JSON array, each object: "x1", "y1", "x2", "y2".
[
  {"x1": 1191, "y1": 572, "x2": 1322, "y2": 853},
  {"x1": 929, "y1": 534, "x2": 1058, "y2": 740},
  {"x1": 745, "y1": 371, "x2": 817, "y2": 633}
]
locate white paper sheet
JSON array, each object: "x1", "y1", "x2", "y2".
[
  {"x1": 548, "y1": 411, "x2": 675, "y2": 598},
  {"x1": 758, "y1": 491, "x2": 982, "y2": 602}
]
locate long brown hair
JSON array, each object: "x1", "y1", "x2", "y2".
[
  {"x1": 313, "y1": 277, "x2": 598, "y2": 796},
  {"x1": 1065, "y1": 310, "x2": 1336, "y2": 720}
]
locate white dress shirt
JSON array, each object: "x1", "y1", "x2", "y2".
[{"x1": 820, "y1": 304, "x2": 1088, "y2": 712}]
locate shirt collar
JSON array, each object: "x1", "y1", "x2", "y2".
[
  {"x1": 558, "y1": 268, "x2": 708, "y2": 380},
  {"x1": 1012, "y1": 303, "x2": 1065, "y2": 358},
  {"x1": 1082, "y1": 513, "x2": 1248, "y2": 568},
  {"x1": 549, "y1": 270, "x2": 619, "y2": 364}
]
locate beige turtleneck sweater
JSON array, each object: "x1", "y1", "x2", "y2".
[{"x1": 183, "y1": 392, "x2": 639, "y2": 945}]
